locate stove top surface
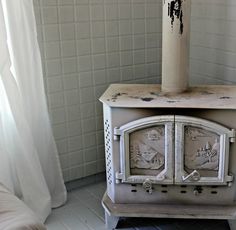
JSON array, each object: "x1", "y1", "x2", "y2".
[{"x1": 100, "y1": 84, "x2": 236, "y2": 109}]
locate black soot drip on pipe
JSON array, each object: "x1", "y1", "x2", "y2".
[{"x1": 168, "y1": 0, "x2": 184, "y2": 34}]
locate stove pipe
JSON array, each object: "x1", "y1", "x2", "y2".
[{"x1": 161, "y1": 0, "x2": 191, "y2": 93}]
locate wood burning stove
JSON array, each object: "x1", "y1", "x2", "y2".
[
  {"x1": 100, "y1": 0, "x2": 236, "y2": 229},
  {"x1": 100, "y1": 85, "x2": 236, "y2": 229}
]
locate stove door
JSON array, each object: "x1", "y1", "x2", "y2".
[
  {"x1": 175, "y1": 116, "x2": 234, "y2": 186},
  {"x1": 115, "y1": 115, "x2": 174, "y2": 184}
]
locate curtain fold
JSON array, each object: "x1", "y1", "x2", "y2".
[{"x1": 0, "y1": 0, "x2": 67, "y2": 222}]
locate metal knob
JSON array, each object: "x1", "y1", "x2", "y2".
[
  {"x1": 143, "y1": 179, "x2": 153, "y2": 194},
  {"x1": 193, "y1": 189, "x2": 199, "y2": 196}
]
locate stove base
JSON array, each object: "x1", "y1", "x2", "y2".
[{"x1": 102, "y1": 191, "x2": 236, "y2": 229}]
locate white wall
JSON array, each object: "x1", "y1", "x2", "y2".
[
  {"x1": 190, "y1": 0, "x2": 236, "y2": 85},
  {"x1": 33, "y1": 0, "x2": 162, "y2": 182},
  {"x1": 33, "y1": 0, "x2": 236, "y2": 182}
]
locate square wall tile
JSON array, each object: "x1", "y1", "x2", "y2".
[
  {"x1": 90, "y1": 5, "x2": 104, "y2": 21},
  {"x1": 68, "y1": 135, "x2": 83, "y2": 152},
  {"x1": 56, "y1": 139, "x2": 68, "y2": 155},
  {"x1": 61, "y1": 41, "x2": 77, "y2": 57},
  {"x1": 48, "y1": 92, "x2": 64, "y2": 109},
  {"x1": 67, "y1": 105, "x2": 81, "y2": 122},
  {"x1": 80, "y1": 87, "x2": 95, "y2": 103},
  {"x1": 133, "y1": 4, "x2": 145, "y2": 19},
  {"x1": 53, "y1": 123, "x2": 67, "y2": 139},
  {"x1": 82, "y1": 118, "x2": 96, "y2": 133},
  {"x1": 45, "y1": 59, "x2": 62, "y2": 76},
  {"x1": 106, "y1": 21, "x2": 119, "y2": 37},
  {"x1": 77, "y1": 39, "x2": 91, "y2": 56},
  {"x1": 44, "y1": 42, "x2": 61, "y2": 59},
  {"x1": 84, "y1": 148, "x2": 97, "y2": 163},
  {"x1": 43, "y1": 25, "x2": 60, "y2": 41},
  {"x1": 105, "y1": 4, "x2": 118, "y2": 20},
  {"x1": 50, "y1": 107, "x2": 66, "y2": 125},
  {"x1": 42, "y1": 7, "x2": 58, "y2": 24},
  {"x1": 119, "y1": 4, "x2": 131, "y2": 19},
  {"x1": 64, "y1": 89, "x2": 80, "y2": 105},
  {"x1": 76, "y1": 5, "x2": 90, "y2": 22},
  {"x1": 93, "y1": 54, "x2": 106, "y2": 70},
  {"x1": 79, "y1": 71, "x2": 93, "y2": 87},
  {"x1": 70, "y1": 165, "x2": 84, "y2": 180},
  {"x1": 62, "y1": 58, "x2": 77, "y2": 74},
  {"x1": 69, "y1": 150, "x2": 84, "y2": 167},
  {"x1": 106, "y1": 37, "x2": 119, "y2": 52},
  {"x1": 63, "y1": 74, "x2": 78, "y2": 90},
  {"x1": 80, "y1": 103, "x2": 95, "y2": 118},
  {"x1": 60, "y1": 24, "x2": 76, "y2": 40},
  {"x1": 93, "y1": 69, "x2": 107, "y2": 85},
  {"x1": 76, "y1": 22, "x2": 90, "y2": 39},
  {"x1": 91, "y1": 21, "x2": 105, "y2": 37},
  {"x1": 58, "y1": 6, "x2": 75, "y2": 23},
  {"x1": 47, "y1": 76, "x2": 63, "y2": 93},
  {"x1": 83, "y1": 133, "x2": 96, "y2": 149},
  {"x1": 92, "y1": 38, "x2": 106, "y2": 54},
  {"x1": 78, "y1": 55, "x2": 92, "y2": 72},
  {"x1": 107, "y1": 52, "x2": 120, "y2": 68},
  {"x1": 85, "y1": 162, "x2": 97, "y2": 176},
  {"x1": 67, "y1": 120, "x2": 82, "y2": 137}
]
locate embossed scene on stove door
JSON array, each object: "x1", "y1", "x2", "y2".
[
  {"x1": 129, "y1": 126, "x2": 165, "y2": 176},
  {"x1": 116, "y1": 116, "x2": 174, "y2": 184},
  {"x1": 175, "y1": 116, "x2": 234, "y2": 185},
  {"x1": 184, "y1": 126, "x2": 220, "y2": 178}
]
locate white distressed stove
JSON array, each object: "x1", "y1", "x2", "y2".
[
  {"x1": 100, "y1": 84, "x2": 236, "y2": 229},
  {"x1": 100, "y1": 0, "x2": 236, "y2": 229}
]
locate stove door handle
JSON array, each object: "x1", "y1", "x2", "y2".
[{"x1": 182, "y1": 170, "x2": 201, "y2": 182}]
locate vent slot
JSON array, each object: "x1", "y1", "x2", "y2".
[
  {"x1": 105, "y1": 119, "x2": 113, "y2": 185},
  {"x1": 211, "y1": 191, "x2": 218, "y2": 194},
  {"x1": 181, "y1": 191, "x2": 187, "y2": 194}
]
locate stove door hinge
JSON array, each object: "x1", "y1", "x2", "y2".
[
  {"x1": 114, "y1": 127, "x2": 121, "y2": 141},
  {"x1": 115, "y1": 172, "x2": 123, "y2": 184},
  {"x1": 226, "y1": 174, "x2": 234, "y2": 187},
  {"x1": 229, "y1": 129, "x2": 236, "y2": 143}
]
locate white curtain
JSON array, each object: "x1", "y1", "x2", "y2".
[{"x1": 0, "y1": 0, "x2": 67, "y2": 222}]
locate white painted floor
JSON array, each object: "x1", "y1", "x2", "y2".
[
  {"x1": 45, "y1": 181, "x2": 106, "y2": 230},
  {"x1": 45, "y1": 181, "x2": 230, "y2": 230}
]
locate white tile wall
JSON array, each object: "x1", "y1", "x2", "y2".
[
  {"x1": 34, "y1": 0, "x2": 161, "y2": 182},
  {"x1": 34, "y1": 0, "x2": 236, "y2": 182},
  {"x1": 190, "y1": 0, "x2": 236, "y2": 85}
]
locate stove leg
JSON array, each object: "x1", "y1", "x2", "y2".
[
  {"x1": 228, "y1": 220, "x2": 236, "y2": 230},
  {"x1": 105, "y1": 211, "x2": 119, "y2": 230}
]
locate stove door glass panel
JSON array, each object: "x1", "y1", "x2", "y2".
[
  {"x1": 117, "y1": 115, "x2": 174, "y2": 184},
  {"x1": 175, "y1": 116, "x2": 232, "y2": 185},
  {"x1": 184, "y1": 126, "x2": 220, "y2": 178},
  {"x1": 130, "y1": 125, "x2": 165, "y2": 176}
]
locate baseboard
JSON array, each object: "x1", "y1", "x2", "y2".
[{"x1": 65, "y1": 172, "x2": 106, "y2": 191}]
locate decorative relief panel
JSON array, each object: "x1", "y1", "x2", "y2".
[
  {"x1": 184, "y1": 126, "x2": 220, "y2": 177},
  {"x1": 116, "y1": 115, "x2": 233, "y2": 185},
  {"x1": 129, "y1": 126, "x2": 165, "y2": 176}
]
